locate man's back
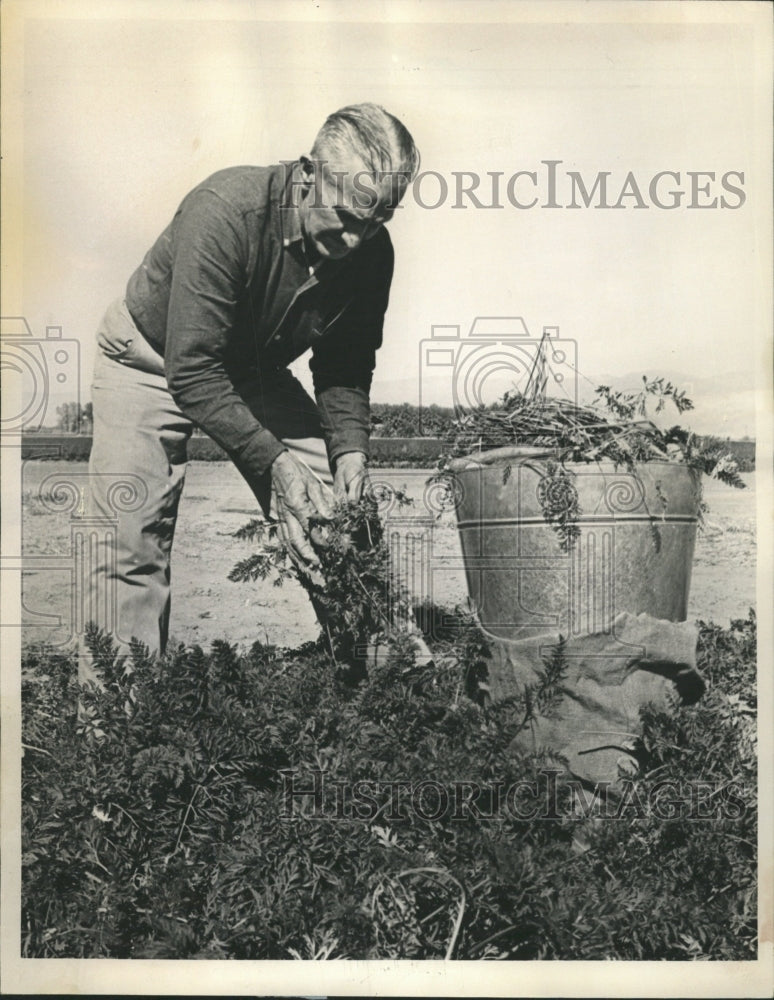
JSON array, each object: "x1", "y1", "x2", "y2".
[{"x1": 124, "y1": 162, "x2": 392, "y2": 377}]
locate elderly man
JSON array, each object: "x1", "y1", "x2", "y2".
[{"x1": 80, "y1": 103, "x2": 421, "y2": 685}]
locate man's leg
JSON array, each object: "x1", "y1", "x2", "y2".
[{"x1": 79, "y1": 301, "x2": 192, "y2": 687}]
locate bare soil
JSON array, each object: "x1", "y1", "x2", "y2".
[{"x1": 19, "y1": 461, "x2": 756, "y2": 654}]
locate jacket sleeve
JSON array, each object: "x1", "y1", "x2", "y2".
[
  {"x1": 309, "y1": 232, "x2": 394, "y2": 466},
  {"x1": 164, "y1": 190, "x2": 286, "y2": 490}
]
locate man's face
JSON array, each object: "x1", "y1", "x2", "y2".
[{"x1": 298, "y1": 154, "x2": 405, "y2": 261}]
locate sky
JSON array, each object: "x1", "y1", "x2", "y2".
[{"x1": 4, "y1": 0, "x2": 772, "y2": 436}]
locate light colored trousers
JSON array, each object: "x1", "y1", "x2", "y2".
[{"x1": 79, "y1": 299, "x2": 333, "y2": 685}]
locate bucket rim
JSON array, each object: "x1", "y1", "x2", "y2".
[{"x1": 448, "y1": 450, "x2": 699, "y2": 476}]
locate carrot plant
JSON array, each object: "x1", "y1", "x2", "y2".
[
  {"x1": 229, "y1": 491, "x2": 418, "y2": 669},
  {"x1": 438, "y1": 377, "x2": 746, "y2": 551}
]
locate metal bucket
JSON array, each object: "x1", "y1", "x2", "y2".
[{"x1": 452, "y1": 456, "x2": 701, "y2": 642}]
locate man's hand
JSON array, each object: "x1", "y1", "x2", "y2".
[
  {"x1": 271, "y1": 451, "x2": 333, "y2": 580},
  {"x1": 334, "y1": 451, "x2": 369, "y2": 503}
]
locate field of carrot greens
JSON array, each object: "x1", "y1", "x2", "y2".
[{"x1": 22, "y1": 601, "x2": 756, "y2": 959}]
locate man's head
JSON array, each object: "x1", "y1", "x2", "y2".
[{"x1": 298, "y1": 103, "x2": 419, "y2": 261}]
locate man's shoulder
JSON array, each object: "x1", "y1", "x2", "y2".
[{"x1": 185, "y1": 163, "x2": 293, "y2": 217}]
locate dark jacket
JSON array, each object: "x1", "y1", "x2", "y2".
[{"x1": 125, "y1": 162, "x2": 393, "y2": 489}]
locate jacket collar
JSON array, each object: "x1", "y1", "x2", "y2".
[{"x1": 280, "y1": 161, "x2": 305, "y2": 249}]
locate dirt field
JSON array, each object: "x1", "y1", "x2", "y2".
[{"x1": 19, "y1": 460, "x2": 757, "y2": 654}]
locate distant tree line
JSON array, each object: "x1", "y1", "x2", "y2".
[
  {"x1": 55, "y1": 402, "x2": 93, "y2": 433},
  {"x1": 40, "y1": 400, "x2": 754, "y2": 472},
  {"x1": 370, "y1": 403, "x2": 455, "y2": 438}
]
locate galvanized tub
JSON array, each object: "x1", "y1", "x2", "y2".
[{"x1": 451, "y1": 452, "x2": 701, "y2": 642}]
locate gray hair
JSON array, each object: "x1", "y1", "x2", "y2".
[{"x1": 311, "y1": 103, "x2": 420, "y2": 182}]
